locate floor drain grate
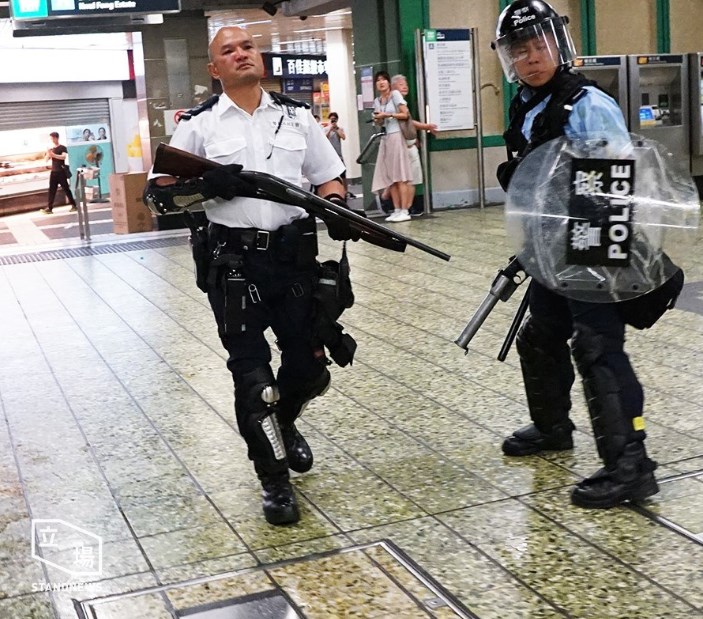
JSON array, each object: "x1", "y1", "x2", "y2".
[
  {"x1": 74, "y1": 540, "x2": 478, "y2": 619},
  {"x1": 0, "y1": 236, "x2": 188, "y2": 265}
]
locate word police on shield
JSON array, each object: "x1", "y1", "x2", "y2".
[
  {"x1": 31, "y1": 519, "x2": 103, "y2": 578},
  {"x1": 567, "y1": 158, "x2": 635, "y2": 266}
]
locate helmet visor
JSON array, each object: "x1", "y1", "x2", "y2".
[{"x1": 493, "y1": 17, "x2": 576, "y2": 83}]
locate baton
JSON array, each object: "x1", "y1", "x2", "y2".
[{"x1": 497, "y1": 283, "x2": 530, "y2": 362}]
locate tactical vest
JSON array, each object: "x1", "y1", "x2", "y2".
[{"x1": 503, "y1": 70, "x2": 598, "y2": 161}]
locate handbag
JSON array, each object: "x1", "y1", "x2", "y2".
[
  {"x1": 398, "y1": 111, "x2": 418, "y2": 141},
  {"x1": 64, "y1": 164, "x2": 72, "y2": 179}
]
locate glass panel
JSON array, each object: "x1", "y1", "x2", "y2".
[{"x1": 638, "y1": 65, "x2": 682, "y2": 126}]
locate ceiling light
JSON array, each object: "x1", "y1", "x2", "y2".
[
  {"x1": 238, "y1": 19, "x2": 272, "y2": 27},
  {"x1": 293, "y1": 27, "x2": 344, "y2": 34},
  {"x1": 278, "y1": 38, "x2": 317, "y2": 46}
]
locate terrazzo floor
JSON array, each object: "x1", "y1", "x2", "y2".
[{"x1": 0, "y1": 207, "x2": 701, "y2": 618}]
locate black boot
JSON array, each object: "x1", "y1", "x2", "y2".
[
  {"x1": 280, "y1": 424, "x2": 313, "y2": 473},
  {"x1": 571, "y1": 442, "x2": 658, "y2": 508},
  {"x1": 502, "y1": 420, "x2": 575, "y2": 456},
  {"x1": 277, "y1": 368, "x2": 330, "y2": 474},
  {"x1": 254, "y1": 460, "x2": 300, "y2": 525}
]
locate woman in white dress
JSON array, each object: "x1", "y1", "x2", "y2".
[{"x1": 371, "y1": 71, "x2": 413, "y2": 222}]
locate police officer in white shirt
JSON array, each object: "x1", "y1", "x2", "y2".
[{"x1": 144, "y1": 26, "x2": 358, "y2": 526}]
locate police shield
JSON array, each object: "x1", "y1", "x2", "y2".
[{"x1": 505, "y1": 134, "x2": 700, "y2": 302}]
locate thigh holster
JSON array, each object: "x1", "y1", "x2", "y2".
[{"x1": 184, "y1": 210, "x2": 211, "y2": 293}]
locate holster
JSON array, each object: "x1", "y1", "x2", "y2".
[{"x1": 183, "y1": 210, "x2": 210, "y2": 293}]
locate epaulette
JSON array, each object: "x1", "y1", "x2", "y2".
[
  {"x1": 179, "y1": 95, "x2": 220, "y2": 121},
  {"x1": 269, "y1": 91, "x2": 310, "y2": 109}
]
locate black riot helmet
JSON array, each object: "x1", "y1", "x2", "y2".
[{"x1": 492, "y1": 0, "x2": 576, "y2": 84}]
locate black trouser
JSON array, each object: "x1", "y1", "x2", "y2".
[
  {"x1": 206, "y1": 221, "x2": 326, "y2": 462},
  {"x1": 47, "y1": 171, "x2": 76, "y2": 209},
  {"x1": 522, "y1": 282, "x2": 644, "y2": 461}
]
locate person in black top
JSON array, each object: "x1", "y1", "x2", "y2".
[{"x1": 42, "y1": 132, "x2": 77, "y2": 215}]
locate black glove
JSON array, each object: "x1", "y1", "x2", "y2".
[
  {"x1": 497, "y1": 157, "x2": 521, "y2": 192},
  {"x1": 325, "y1": 194, "x2": 362, "y2": 242},
  {"x1": 201, "y1": 164, "x2": 251, "y2": 200}
]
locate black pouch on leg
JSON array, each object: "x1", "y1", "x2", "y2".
[
  {"x1": 312, "y1": 244, "x2": 357, "y2": 366},
  {"x1": 619, "y1": 267, "x2": 684, "y2": 330},
  {"x1": 275, "y1": 218, "x2": 318, "y2": 268}
]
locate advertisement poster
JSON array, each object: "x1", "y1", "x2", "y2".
[
  {"x1": 360, "y1": 67, "x2": 375, "y2": 110},
  {"x1": 423, "y1": 29, "x2": 475, "y2": 131},
  {"x1": 66, "y1": 124, "x2": 114, "y2": 198}
]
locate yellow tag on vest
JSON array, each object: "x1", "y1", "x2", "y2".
[{"x1": 632, "y1": 416, "x2": 646, "y2": 431}]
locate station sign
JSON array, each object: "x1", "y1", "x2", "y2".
[{"x1": 10, "y1": 0, "x2": 180, "y2": 21}]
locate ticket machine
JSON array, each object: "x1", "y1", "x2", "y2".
[
  {"x1": 688, "y1": 52, "x2": 703, "y2": 187},
  {"x1": 628, "y1": 54, "x2": 689, "y2": 170},
  {"x1": 573, "y1": 56, "x2": 629, "y2": 122}
]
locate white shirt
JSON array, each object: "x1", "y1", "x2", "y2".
[
  {"x1": 373, "y1": 90, "x2": 407, "y2": 135},
  {"x1": 167, "y1": 90, "x2": 345, "y2": 230}
]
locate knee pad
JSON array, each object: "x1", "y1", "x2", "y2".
[
  {"x1": 277, "y1": 367, "x2": 331, "y2": 426},
  {"x1": 234, "y1": 366, "x2": 279, "y2": 413},
  {"x1": 234, "y1": 366, "x2": 285, "y2": 462},
  {"x1": 516, "y1": 316, "x2": 569, "y2": 361},
  {"x1": 515, "y1": 317, "x2": 575, "y2": 430},
  {"x1": 571, "y1": 324, "x2": 641, "y2": 466},
  {"x1": 571, "y1": 323, "x2": 608, "y2": 375}
]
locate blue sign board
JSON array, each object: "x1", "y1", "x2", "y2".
[
  {"x1": 10, "y1": 0, "x2": 180, "y2": 20},
  {"x1": 282, "y1": 78, "x2": 314, "y2": 93}
]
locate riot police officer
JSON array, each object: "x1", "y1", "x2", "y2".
[
  {"x1": 492, "y1": 0, "x2": 659, "y2": 508},
  {"x1": 144, "y1": 27, "x2": 358, "y2": 525}
]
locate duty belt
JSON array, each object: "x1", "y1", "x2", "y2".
[
  {"x1": 209, "y1": 223, "x2": 280, "y2": 252},
  {"x1": 208, "y1": 217, "x2": 317, "y2": 257}
]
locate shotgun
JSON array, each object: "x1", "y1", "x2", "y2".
[
  {"x1": 454, "y1": 256, "x2": 528, "y2": 353},
  {"x1": 152, "y1": 143, "x2": 451, "y2": 262}
]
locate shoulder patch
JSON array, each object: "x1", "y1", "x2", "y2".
[
  {"x1": 569, "y1": 88, "x2": 589, "y2": 107},
  {"x1": 269, "y1": 91, "x2": 310, "y2": 110},
  {"x1": 179, "y1": 95, "x2": 220, "y2": 121}
]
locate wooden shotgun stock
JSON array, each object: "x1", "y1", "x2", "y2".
[
  {"x1": 153, "y1": 142, "x2": 219, "y2": 178},
  {"x1": 153, "y1": 143, "x2": 451, "y2": 262}
]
